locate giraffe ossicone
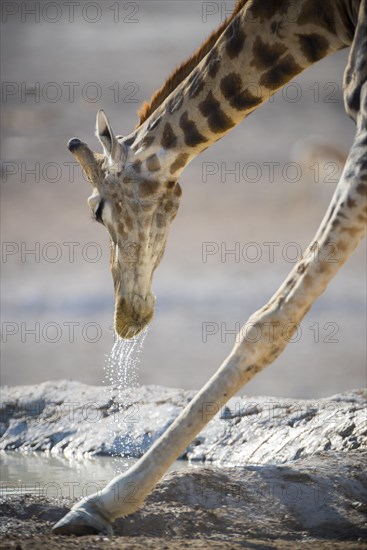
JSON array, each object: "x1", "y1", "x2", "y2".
[{"x1": 54, "y1": 0, "x2": 367, "y2": 536}]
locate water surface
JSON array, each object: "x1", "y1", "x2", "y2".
[{"x1": 0, "y1": 451, "x2": 200, "y2": 499}]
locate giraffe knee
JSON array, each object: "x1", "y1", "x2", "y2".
[{"x1": 239, "y1": 306, "x2": 293, "y2": 357}]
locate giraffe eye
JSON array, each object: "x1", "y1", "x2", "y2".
[{"x1": 94, "y1": 199, "x2": 105, "y2": 224}]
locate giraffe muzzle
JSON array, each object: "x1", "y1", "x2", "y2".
[{"x1": 114, "y1": 293, "x2": 155, "y2": 339}]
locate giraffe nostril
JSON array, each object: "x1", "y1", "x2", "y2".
[{"x1": 68, "y1": 138, "x2": 82, "y2": 151}]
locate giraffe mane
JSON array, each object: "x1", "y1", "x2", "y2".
[{"x1": 136, "y1": 0, "x2": 249, "y2": 127}]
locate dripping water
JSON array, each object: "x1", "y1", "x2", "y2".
[{"x1": 103, "y1": 327, "x2": 149, "y2": 473}]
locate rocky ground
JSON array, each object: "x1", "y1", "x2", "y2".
[
  {"x1": 1, "y1": 382, "x2": 366, "y2": 548},
  {"x1": 1, "y1": 381, "x2": 366, "y2": 463}
]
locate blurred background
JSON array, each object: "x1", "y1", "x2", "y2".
[{"x1": 1, "y1": 0, "x2": 366, "y2": 397}]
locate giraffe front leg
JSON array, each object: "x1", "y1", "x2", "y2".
[{"x1": 53, "y1": 91, "x2": 367, "y2": 536}]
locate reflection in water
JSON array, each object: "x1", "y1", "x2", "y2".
[{"x1": 0, "y1": 451, "x2": 196, "y2": 499}]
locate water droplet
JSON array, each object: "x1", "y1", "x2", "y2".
[{"x1": 104, "y1": 327, "x2": 149, "y2": 473}]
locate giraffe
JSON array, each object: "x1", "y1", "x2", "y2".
[{"x1": 54, "y1": 0, "x2": 367, "y2": 536}]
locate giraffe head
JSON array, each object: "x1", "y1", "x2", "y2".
[{"x1": 68, "y1": 110, "x2": 182, "y2": 339}]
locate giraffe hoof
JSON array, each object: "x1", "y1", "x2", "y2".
[{"x1": 52, "y1": 507, "x2": 113, "y2": 537}]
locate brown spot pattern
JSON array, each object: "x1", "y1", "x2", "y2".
[
  {"x1": 136, "y1": 0, "x2": 249, "y2": 125},
  {"x1": 146, "y1": 154, "x2": 161, "y2": 172},
  {"x1": 303, "y1": 274, "x2": 313, "y2": 289},
  {"x1": 224, "y1": 17, "x2": 246, "y2": 59},
  {"x1": 199, "y1": 91, "x2": 235, "y2": 133},
  {"x1": 132, "y1": 160, "x2": 142, "y2": 174},
  {"x1": 260, "y1": 54, "x2": 302, "y2": 89},
  {"x1": 179, "y1": 111, "x2": 208, "y2": 147},
  {"x1": 356, "y1": 183, "x2": 367, "y2": 196},
  {"x1": 341, "y1": 225, "x2": 360, "y2": 237},
  {"x1": 174, "y1": 183, "x2": 182, "y2": 197},
  {"x1": 250, "y1": 37, "x2": 287, "y2": 69},
  {"x1": 139, "y1": 179, "x2": 160, "y2": 197},
  {"x1": 164, "y1": 200, "x2": 173, "y2": 213},
  {"x1": 161, "y1": 122, "x2": 178, "y2": 149},
  {"x1": 140, "y1": 135, "x2": 155, "y2": 149},
  {"x1": 297, "y1": 33, "x2": 330, "y2": 63},
  {"x1": 170, "y1": 153, "x2": 189, "y2": 174},
  {"x1": 250, "y1": 0, "x2": 290, "y2": 23},
  {"x1": 221, "y1": 72, "x2": 262, "y2": 110},
  {"x1": 297, "y1": 0, "x2": 336, "y2": 35},
  {"x1": 337, "y1": 241, "x2": 348, "y2": 252}
]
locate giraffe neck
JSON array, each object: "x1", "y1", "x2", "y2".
[{"x1": 124, "y1": 0, "x2": 355, "y2": 182}]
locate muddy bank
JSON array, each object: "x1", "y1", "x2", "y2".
[
  {"x1": 1, "y1": 382, "x2": 366, "y2": 546},
  {"x1": 1, "y1": 451, "x2": 366, "y2": 548}
]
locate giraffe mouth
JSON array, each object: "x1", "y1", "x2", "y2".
[
  {"x1": 114, "y1": 314, "x2": 153, "y2": 339},
  {"x1": 114, "y1": 294, "x2": 155, "y2": 339}
]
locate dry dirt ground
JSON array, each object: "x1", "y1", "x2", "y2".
[
  {"x1": 1, "y1": 459, "x2": 366, "y2": 550},
  {"x1": 1, "y1": 387, "x2": 366, "y2": 549},
  {"x1": 0, "y1": 494, "x2": 365, "y2": 550}
]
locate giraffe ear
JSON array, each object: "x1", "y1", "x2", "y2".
[{"x1": 96, "y1": 109, "x2": 121, "y2": 163}]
